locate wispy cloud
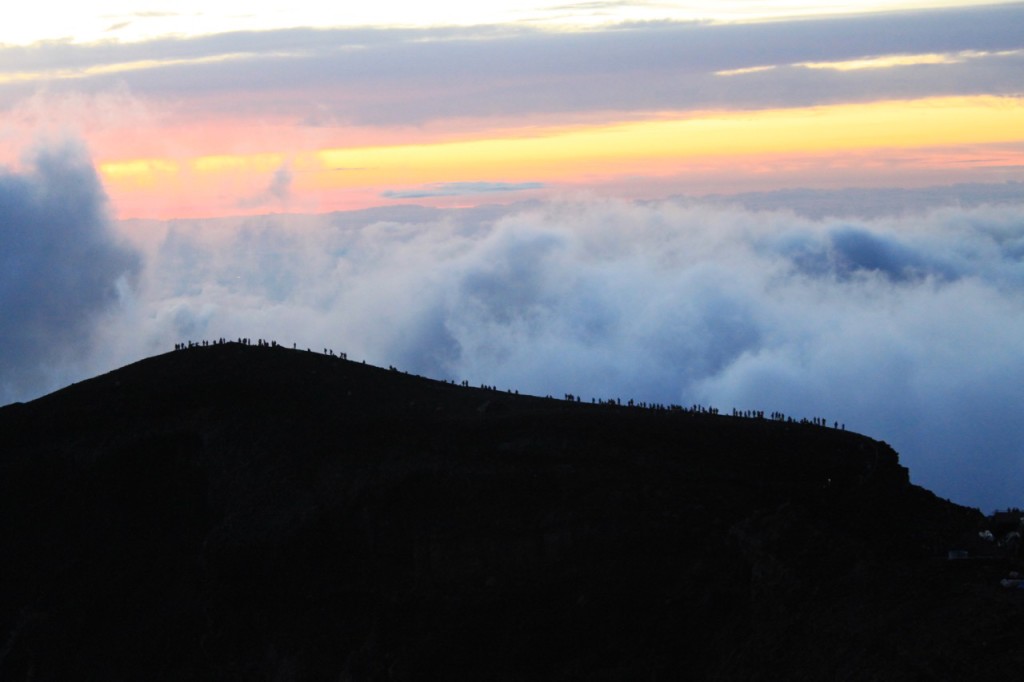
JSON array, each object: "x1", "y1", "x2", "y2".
[
  {"x1": 714, "y1": 65, "x2": 776, "y2": 77},
  {"x1": 382, "y1": 182, "x2": 545, "y2": 199},
  {"x1": 795, "y1": 48, "x2": 1024, "y2": 72},
  {"x1": 237, "y1": 162, "x2": 293, "y2": 208},
  {"x1": 2, "y1": 4, "x2": 1021, "y2": 124}
]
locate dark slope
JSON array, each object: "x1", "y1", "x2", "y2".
[{"x1": 0, "y1": 343, "x2": 1019, "y2": 680}]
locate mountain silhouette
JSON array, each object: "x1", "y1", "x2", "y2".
[{"x1": 1, "y1": 342, "x2": 1021, "y2": 680}]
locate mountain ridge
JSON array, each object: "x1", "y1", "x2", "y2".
[{"x1": 1, "y1": 342, "x2": 1020, "y2": 680}]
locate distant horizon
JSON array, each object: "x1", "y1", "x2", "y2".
[{"x1": 111, "y1": 178, "x2": 1024, "y2": 223}]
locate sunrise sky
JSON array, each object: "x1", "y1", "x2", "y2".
[
  {"x1": 3, "y1": 1, "x2": 1024, "y2": 510},
  {"x1": 4, "y1": 1, "x2": 1022, "y2": 218}
]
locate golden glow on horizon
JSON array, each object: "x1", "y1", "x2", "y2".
[
  {"x1": 314, "y1": 96, "x2": 1024, "y2": 182},
  {"x1": 98, "y1": 95, "x2": 1024, "y2": 218},
  {"x1": 101, "y1": 159, "x2": 180, "y2": 187},
  {"x1": 191, "y1": 153, "x2": 286, "y2": 174},
  {"x1": 794, "y1": 49, "x2": 1024, "y2": 71}
]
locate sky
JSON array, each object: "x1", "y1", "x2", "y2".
[{"x1": 2, "y1": 1, "x2": 1023, "y2": 510}]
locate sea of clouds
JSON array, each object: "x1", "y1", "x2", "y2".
[{"x1": 3, "y1": 142, "x2": 1023, "y2": 511}]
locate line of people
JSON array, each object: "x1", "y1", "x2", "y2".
[
  {"x1": 173, "y1": 339, "x2": 845, "y2": 430},
  {"x1": 174, "y1": 338, "x2": 346, "y2": 361}
]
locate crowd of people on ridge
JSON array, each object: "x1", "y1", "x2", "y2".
[{"x1": 172, "y1": 338, "x2": 843, "y2": 430}]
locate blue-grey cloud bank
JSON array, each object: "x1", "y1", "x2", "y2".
[
  {"x1": 0, "y1": 142, "x2": 139, "y2": 400},
  {"x1": 102, "y1": 193, "x2": 1022, "y2": 512},
  {"x1": 3, "y1": 145, "x2": 1023, "y2": 512}
]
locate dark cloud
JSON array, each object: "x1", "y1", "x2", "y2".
[
  {"x1": 101, "y1": 188, "x2": 1024, "y2": 510},
  {"x1": 827, "y1": 226, "x2": 939, "y2": 281},
  {"x1": 3, "y1": 4, "x2": 1021, "y2": 123},
  {"x1": 382, "y1": 181, "x2": 545, "y2": 199},
  {"x1": 0, "y1": 141, "x2": 140, "y2": 403}
]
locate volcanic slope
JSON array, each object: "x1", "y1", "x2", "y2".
[{"x1": 0, "y1": 342, "x2": 1020, "y2": 680}]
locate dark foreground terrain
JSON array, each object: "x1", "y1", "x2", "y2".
[{"x1": 1, "y1": 343, "x2": 1021, "y2": 680}]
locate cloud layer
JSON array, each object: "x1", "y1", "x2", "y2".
[
  {"x1": 59, "y1": 186, "x2": 1017, "y2": 512},
  {"x1": 382, "y1": 182, "x2": 545, "y2": 199},
  {"x1": 0, "y1": 141, "x2": 139, "y2": 399},
  {"x1": 3, "y1": 141, "x2": 1022, "y2": 511},
  {"x1": 4, "y1": 4, "x2": 1022, "y2": 125}
]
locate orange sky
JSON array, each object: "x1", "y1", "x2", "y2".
[
  {"x1": 3, "y1": 3, "x2": 1022, "y2": 220},
  {"x1": 92, "y1": 95, "x2": 1024, "y2": 219}
]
